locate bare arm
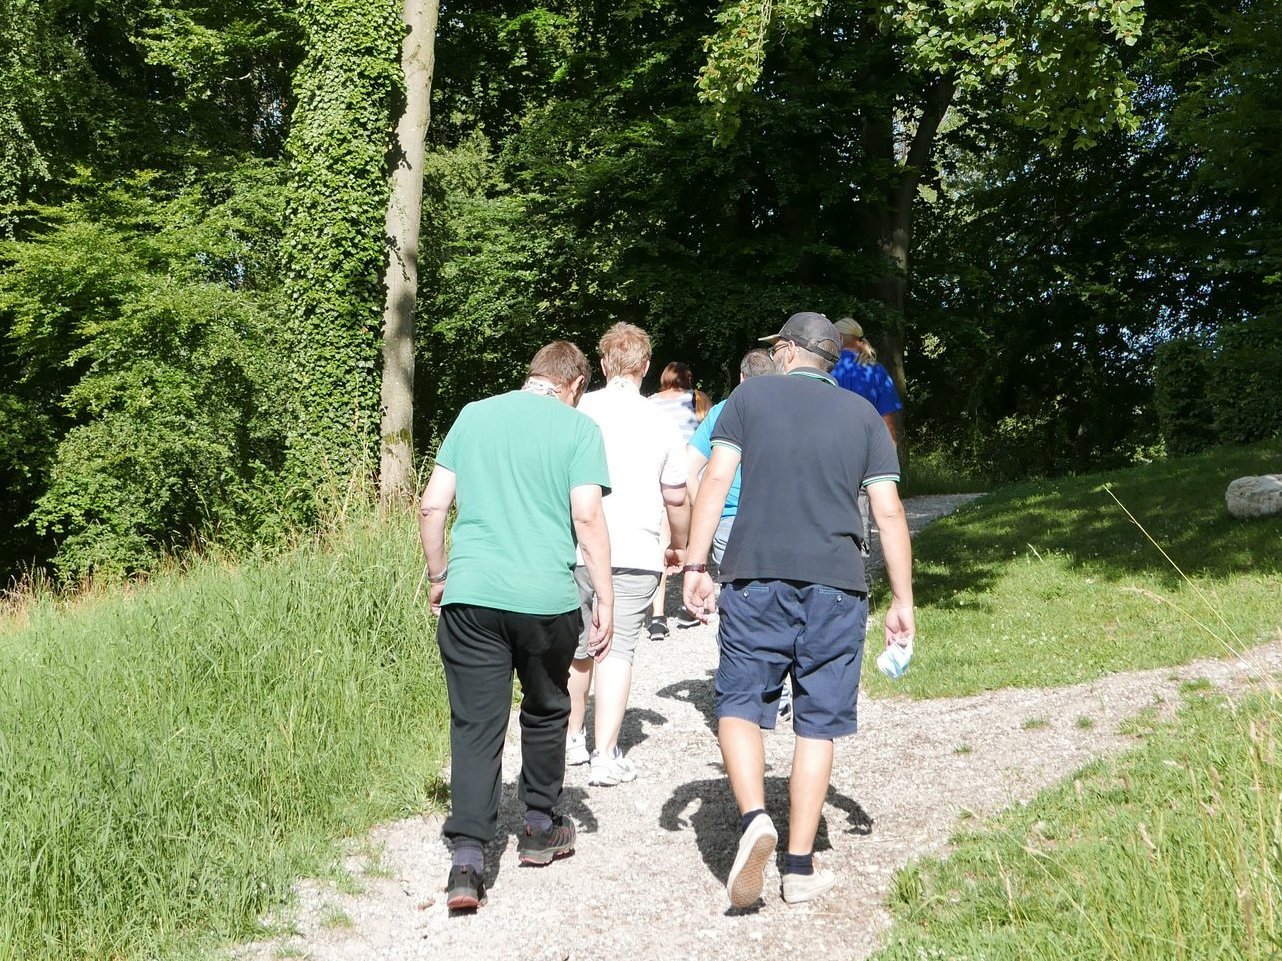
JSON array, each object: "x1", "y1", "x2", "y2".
[
  {"x1": 682, "y1": 445, "x2": 739, "y2": 620},
  {"x1": 662, "y1": 483, "x2": 689, "y2": 573},
  {"x1": 866, "y1": 481, "x2": 915, "y2": 646},
  {"x1": 685, "y1": 446, "x2": 709, "y2": 504},
  {"x1": 571, "y1": 483, "x2": 614, "y2": 659},
  {"x1": 418, "y1": 466, "x2": 456, "y2": 614},
  {"x1": 882, "y1": 413, "x2": 899, "y2": 448}
]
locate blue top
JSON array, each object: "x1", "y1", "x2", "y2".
[
  {"x1": 831, "y1": 350, "x2": 903, "y2": 417},
  {"x1": 689, "y1": 398, "x2": 741, "y2": 518}
]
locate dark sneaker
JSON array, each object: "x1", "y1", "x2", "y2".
[
  {"x1": 518, "y1": 815, "x2": 577, "y2": 866},
  {"x1": 445, "y1": 864, "x2": 486, "y2": 911},
  {"x1": 675, "y1": 608, "x2": 701, "y2": 629},
  {"x1": 647, "y1": 617, "x2": 670, "y2": 641}
]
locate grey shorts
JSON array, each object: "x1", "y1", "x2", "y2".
[
  {"x1": 573, "y1": 567, "x2": 661, "y2": 665},
  {"x1": 711, "y1": 513, "x2": 735, "y2": 566}
]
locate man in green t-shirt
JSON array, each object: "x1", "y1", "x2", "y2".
[{"x1": 418, "y1": 341, "x2": 614, "y2": 911}]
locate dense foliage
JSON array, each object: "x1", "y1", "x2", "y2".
[
  {"x1": 1, "y1": 0, "x2": 1280, "y2": 579},
  {"x1": 907, "y1": 0, "x2": 1282, "y2": 478},
  {"x1": 0, "y1": 1, "x2": 297, "y2": 578}
]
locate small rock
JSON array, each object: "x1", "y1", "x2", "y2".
[
  {"x1": 416, "y1": 898, "x2": 434, "y2": 911},
  {"x1": 1226, "y1": 474, "x2": 1282, "y2": 519}
]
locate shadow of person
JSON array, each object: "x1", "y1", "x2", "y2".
[
  {"x1": 656, "y1": 671, "x2": 719, "y2": 732},
  {"x1": 658, "y1": 774, "x2": 873, "y2": 904},
  {"x1": 616, "y1": 707, "x2": 668, "y2": 753}
]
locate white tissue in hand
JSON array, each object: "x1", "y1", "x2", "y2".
[{"x1": 876, "y1": 636, "x2": 914, "y2": 679}]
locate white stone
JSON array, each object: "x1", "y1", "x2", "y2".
[{"x1": 1225, "y1": 474, "x2": 1282, "y2": 519}]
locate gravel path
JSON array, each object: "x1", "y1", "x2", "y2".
[{"x1": 237, "y1": 494, "x2": 1282, "y2": 961}]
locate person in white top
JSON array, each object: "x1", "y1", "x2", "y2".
[
  {"x1": 647, "y1": 362, "x2": 711, "y2": 638},
  {"x1": 568, "y1": 323, "x2": 690, "y2": 786},
  {"x1": 649, "y1": 362, "x2": 704, "y2": 442}
]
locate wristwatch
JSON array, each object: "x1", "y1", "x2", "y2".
[
  {"x1": 681, "y1": 564, "x2": 708, "y2": 573},
  {"x1": 427, "y1": 568, "x2": 448, "y2": 584}
]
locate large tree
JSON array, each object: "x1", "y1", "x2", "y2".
[
  {"x1": 379, "y1": 0, "x2": 441, "y2": 504},
  {"x1": 0, "y1": 0, "x2": 299, "y2": 578},
  {"x1": 697, "y1": 0, "x2": 1146, "y2": 410},
  {"x1": 281, "y1": 0, "x2": 403, "y2": 501}
]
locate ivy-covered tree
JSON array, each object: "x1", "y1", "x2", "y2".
[{"x1": 281, "y1": 0, "x2": 403, "y2": 499}]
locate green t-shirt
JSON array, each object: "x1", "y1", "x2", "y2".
[{"x1": 436, "y1": 390, "x2": 610, "y2": 615}]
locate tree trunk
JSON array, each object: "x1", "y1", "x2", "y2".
[
  {"x1": 379, "y1": 0, "x2": 439, "y2": 504},
  {"x1": 870, "y1": 73, "x2": 955, "y2": 478}
]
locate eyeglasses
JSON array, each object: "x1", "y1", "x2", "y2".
[{"x1": 769, "y1": 341, "x2": 791, "y2": 359}]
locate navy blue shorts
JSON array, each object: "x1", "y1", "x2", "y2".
[{"x1": 715, "y1": 579, "x2": 868, "y2": 739}]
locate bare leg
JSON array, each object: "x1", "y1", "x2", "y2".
[
  {"x1": 567, "y1": 657, "x2": 594, "y2": 738},
  {"x1": 718, "y1": 716, "x2": 766, "y2": 814},
  {"x1": 788, "y1": 736, "x2": 834, "y2": 854},
  {"x1": 591, "y1": 657, "x2": 633, "y2": 756},
  {"x1": 652, "y1": 513, "x2": 671, "y2": 619}
]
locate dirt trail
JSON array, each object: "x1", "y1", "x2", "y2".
[{"x1": 237, "y1": 495, "x2": 1281, "y2": 961}]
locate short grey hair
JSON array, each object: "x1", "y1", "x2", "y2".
[
  {"x1": 794, "y1": 343, "x2": 836, "y2": 373},
  {"x1": 739, "y1": 348, "x2": 774, "y2": 379}
]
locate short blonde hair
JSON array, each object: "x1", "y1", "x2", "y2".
[
  {"x1": 528, "y1": 341, "x2": 590, "y2": 388},
  {"x1": 598, "y1": 322, "x2": 651, "y2": 378}
]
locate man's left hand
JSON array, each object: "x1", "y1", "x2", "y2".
[
  {"x1": 884, "y1": 605, "x2": 915, "y2": 648},
  {"x1": 429, "y1": 581, "x2": 445, "y2": 616}
]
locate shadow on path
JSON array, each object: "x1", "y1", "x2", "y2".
[
  {"x1": 658, "y1": 775, "x2": 873, "y2": 890},
  {"x1": 657, "y1": 672, "x2": 718, "y2": 732}
]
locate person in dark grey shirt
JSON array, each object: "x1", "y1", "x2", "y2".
[{"x1": 681, "y1": 311, "x2": 916, "y2": 909}]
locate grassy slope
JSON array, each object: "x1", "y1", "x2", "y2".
[
  {"x1": 873, "y1": 690, "x2": 1282, "y2": 961},
  {"x1": 867, "y1": 442, "x2": 1282, "y2": 959},
  {"x1": 865, "y1": 440, "x2": 1282, "y2": 698},
  {"x1": 0, "y1": 511, "x2": 449, "y2": 961}
]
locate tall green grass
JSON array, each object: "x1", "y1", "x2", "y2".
[
  {"x1": 0, "y1": 508, "x2": 449, "y2": 960},
  {"x1": 867, "y1": 440, "x2": 1282, "y2": 697},
  {"x1": 874, "y1": 688, "x2": 1282, "y2": 960}
]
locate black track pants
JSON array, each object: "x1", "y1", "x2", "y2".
[{"x1": 436, "y1": 603, "x2": 581, "y2": 843}]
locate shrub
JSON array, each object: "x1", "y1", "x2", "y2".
[
  {"x1": 0, "y1": 169, "x2": 292, "y2": 580},
  {"x1": 1152, "y1": 338, "x2": 1218, "y2": 455},
  {"x1": 1209, "y1": 313, "x2": 1282, "y2": 444},
  {"x1": 28, "y1": 280, "x2": 289, "y2": 579}
]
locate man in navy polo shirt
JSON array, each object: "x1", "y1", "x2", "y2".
[{"x1": 682, "y1": 312, "x2": 916, "y2": 909}]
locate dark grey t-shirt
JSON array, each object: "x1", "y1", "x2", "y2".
[{"x1": 710, "y1": 367, "x2": 900, "y2": 591}]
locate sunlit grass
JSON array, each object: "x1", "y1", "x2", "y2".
[
  {"x1": 873, "y1": 688, "x2": 1282, "y2": 961},
  {"x1": 867, "y1": 440, "x2": 1282, "y2": 697},
  {"x1": 0, "y1": 507, "x2": 449, "y2": 960},
  {"x1": 869, "y1": 440, "x2": 1282, "y2": 960}
]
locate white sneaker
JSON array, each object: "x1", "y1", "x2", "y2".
[
  {"x1": 588, "y1": 747, "x2": 637, "y2": 786},
  {"x1": 781, "y1": 855, "x2": 836, "y2": 904},
  {"x1": 566, "y1": 729, "x2": 589, "y2": 766},
  {"x1": 727, "y1": 814, "x2": 777, "y2": 908}
]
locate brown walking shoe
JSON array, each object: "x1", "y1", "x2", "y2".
[
  {"x1": 445, "y1": 864, "x2": 486, "y2": 911},
  {"x1": 517, "y1": 815, "x2": 577, "y2": 866}
]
